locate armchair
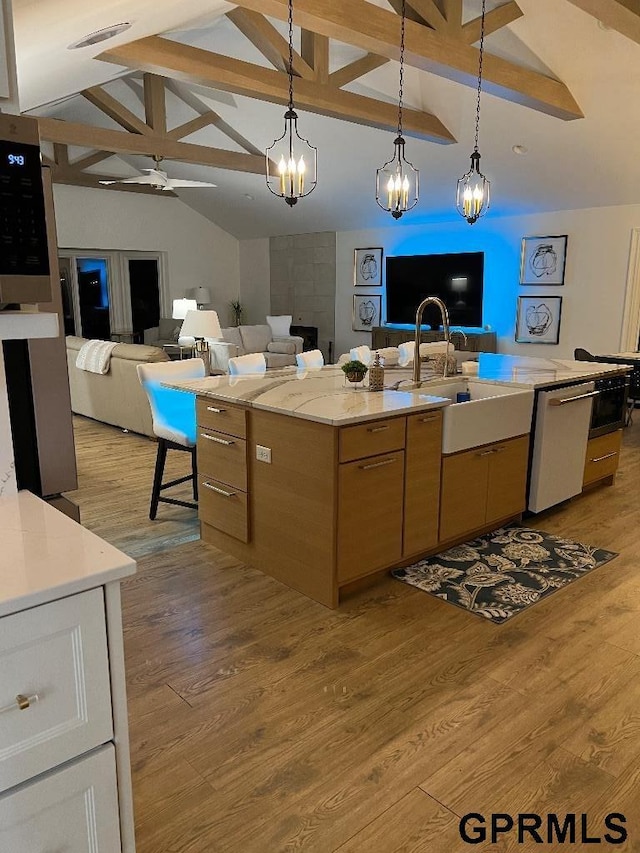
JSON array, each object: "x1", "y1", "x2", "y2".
[{"x1": 209, "y1": 324, "x2": 303, "y2": 372}]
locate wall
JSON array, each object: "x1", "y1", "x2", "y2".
[
  {"x1": 336, "y1": 205, "x2": 640, "y2": 360},
  {"x1": 53, "y1": 185, "x2": 240, "y2": 322},
  {"x1": 270, "y1": 232, "x2": 336, "y2": 359},
  {"x1": 239, "y1": 238, "x2": 270, "y2": 326}
]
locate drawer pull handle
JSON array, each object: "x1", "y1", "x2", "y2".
[
  {"x1": 359, "y1": 458, "x2": 396, "y2": 470},
  {"x1": 367, "y1": 425, "x2": 389, "y2": 433},
  {"x1": 1, "y1": 693, "x2": 39, "y2": 714},
  {"x1": 203, "y1": 482, "x2": 237, "y2": 498},
  {"x1": 549, "y1": 390, "x2": 599, "y2": 406},
  {"x1": 200, "y1": 433, "x2": 235, "y2": 446},
  {"x1": 420, "y1": 415, "x2": 438, "y2": 423},
  {"x1": 591, "y1": 451, "x2": 617, "y2": 463},
  {"x1": 206, "y1": 406, "x2": 226, "y2": 413},
  {"x1": 476, "y1": 448, "x2": 496, "y2": 457}
]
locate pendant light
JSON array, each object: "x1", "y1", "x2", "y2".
[
  {"x1": 456, "y1": 0, "x2": 490, "y2": 224},
  {"x1": 265, "y1": 0, "x2": 317, "y2": 206},
  {"x1": 375, "y1": 0, "x2": 418, "y2": 219}
]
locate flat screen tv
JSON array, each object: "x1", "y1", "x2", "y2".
[{"x1": 385, "y1": 251, "x2": 484, "y2": 328}]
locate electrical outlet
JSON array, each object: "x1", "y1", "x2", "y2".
[{"x1": 256, "y1": 445, "x2": 271, "y2": 464}]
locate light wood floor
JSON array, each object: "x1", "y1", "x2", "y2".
[{"x1": 69, "y1": 415, "x2": 640, "y2": 851}]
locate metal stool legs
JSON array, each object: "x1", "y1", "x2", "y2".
[{"x1": 149, "y1": 438, "x2": 198, "y2": 520}]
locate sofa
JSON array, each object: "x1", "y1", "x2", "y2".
[
  {"x1": 66, "y1": 336, "x2": 169, "y2": 438},
  {"x1": 144, "y1": 318, "x2": 183, "y2": 348},
  {"x1": 209, "y1": 324, "x2": 304, "y2": 372}
]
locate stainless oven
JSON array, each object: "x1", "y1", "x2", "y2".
[{"x1": 590, "y1": 375, "x2": 629, "y2": 438}]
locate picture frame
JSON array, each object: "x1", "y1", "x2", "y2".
[
  {"x1": 515, "y1": 295, "x2": 563, "y2": 344},
  {"x1": 352, "y1": 294, "x2": 381, "y2": 332},
  {"x1": 520, "y1": 235, "x2": 568, "y2": 285},
  {"x1": 354, "y1": 247, "x2": 383, "y2": 286}
]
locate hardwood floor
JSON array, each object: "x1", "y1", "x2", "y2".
[{"x1": 69, "y1": 415, "x2": 640, "y2": 851}]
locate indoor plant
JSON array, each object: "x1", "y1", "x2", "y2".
[
  {"x1": 341, "y1": 359, "x2": 368, "y2": 384},
  {"x1": 229, "y1": 299, "x2": 243, "y2": 326}
]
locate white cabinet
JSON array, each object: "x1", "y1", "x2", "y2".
[
  {"x1": 0, "y1": 744, "x2": 121, "y2": 851},
  {"x1": 0, "y1": 588, "x2": 113, "y2": 793},
  {"x1": 0, "y1": 491, "x2": 136, "y2": 852}
]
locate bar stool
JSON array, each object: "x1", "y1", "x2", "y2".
[
  {"x1": 296, "y1": 349, "x2": 324, "y2": 368},
  {"x1": 137, "y1": 358, "x2": 206, "y2": 519}
]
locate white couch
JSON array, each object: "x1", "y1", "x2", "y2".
[{"x1": 209, "y1": 324, "x2": 304, "y2": 372}]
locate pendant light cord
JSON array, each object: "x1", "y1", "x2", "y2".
[
  {"x1": 473, "y1": 0, "x2": 486, "y2": 153},
  {"x1": 397, "y1": 0, "x2": 406, "y2": 137},
  {"x1": 288, "y1": 0, "x2": 294, "y2": 112}
]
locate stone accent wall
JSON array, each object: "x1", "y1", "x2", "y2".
[{"x1": 270, "y1": 232, "x2": 336, "y2": 361}]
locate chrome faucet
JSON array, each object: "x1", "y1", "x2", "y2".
[{"x1": 413, "y1": 296, "x2": 451, "y2": 385}]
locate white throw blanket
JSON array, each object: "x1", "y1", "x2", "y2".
[
  {"x1": 76, "y1": 340, "x2": 118, "y2": 374},
  {"x1": 398, "y1": 340, "x2": 454, "y2": 367}
]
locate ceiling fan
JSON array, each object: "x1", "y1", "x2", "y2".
[{"x1": 99, "y1": 156, "x2": 217, "y2": 191}]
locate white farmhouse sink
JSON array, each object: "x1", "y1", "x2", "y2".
[{"x1": 422, "y1": 378, "x2": 535, "y2": 453}]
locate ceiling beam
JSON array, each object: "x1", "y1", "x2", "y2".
[
  {"x1": 164, "y1": 79, "x2": 264, "y2": 156},
  {"x1": 328, "y1": 53, "x2": 389, "y2": 88},
  {"x1": 226, "y1": 8, "x2": 315, "y2": 79},
  {"x1": 37, "y1": 117, "x2": 267, "y2": 173},
  {"x1": 99, "y1": 38, "x2": 455, "y2": 143},
  {"x1": 166, "y1": 112, "x2": 216, "y2": 140},
  {"x1": 53, "y1": 143, "x2": 69, "y2": 167},
  {"x1": 301, "y1": 31, "x2": 330, "y2": 83},
  {"x1": 388, "y1": 0, "x2": 448, "y2": 30},
  {"x1": 81, "y1": 85, "x2": 153, "y2": 135},
  {"x1": 190, "y1": 0, "x2": 582, "y2": 120},
  {"x1": 69, "y1": 150, "x2": 113, "y2": 170},
  {"x1": 143, "y1": 73, "x2": 167, "y2": 134},
  {"x1": 461, "y1": 2, "x2": 524, "y2": 44},
  {"x1": 441, "y1": 0, "x2": 463, "y2": 31},
  {"x1": 564, "y1": 0, "x2": 640, "y2": 45}
]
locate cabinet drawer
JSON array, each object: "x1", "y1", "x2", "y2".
[
  {"x1": 339, "y1": 417, "x2": 406, "y2": 463},
  {"x1": 584, "y1": 430, "x2": 622, "y2": 486},
  {"x1": 337, "y1": 450, "x2": 404, "y2": 582},
  {"x1": 199, "y1": 475, "x2": 249, "y2": 542},
  {"x1": 0, "y1": 744, "x2": 121, "y2": 851},
  {"x1": 198, "y1": 427, "x2": 247, "y2": 490},
  {"x1": 0, "y1": 588, "x2": 113, "y2": 795},
  {"x1": 197, "y1": 397, "x2": 247, "y2": 438}
]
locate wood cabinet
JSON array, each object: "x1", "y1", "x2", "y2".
[
  {"x1": 403, "y1": 410, "x2": 442, "y2": 557},
  {"x1": 197, "y1": 401, "x2": 249, "y2": 542},
  {"x1": 583, "y1": 430, "x2": 622, "y2": 487},
  {"x1": 440, "y1": 435, "x2": 529, "y2": 543},
  {"x1": 337, "y1": 450, "x2": 405, "y2": 583},
  {"x1": 371, "y1": 327, "x2": 497, "y2": 353}
]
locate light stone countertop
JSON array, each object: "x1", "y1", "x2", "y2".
[
  {"x1": 0, "y1": 491, "x2": 136, "y2": 618},
  {"x1": 164, "y1": 355, "x2": 631, "y2": 427}
]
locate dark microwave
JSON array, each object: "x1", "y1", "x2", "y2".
[{"x1": 590, "y1": 375, "x2": 629, "y2": 438}]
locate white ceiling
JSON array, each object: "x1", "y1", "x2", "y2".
[{"x1": 13, "y1": 0, "x2": 640, "y2": 238}]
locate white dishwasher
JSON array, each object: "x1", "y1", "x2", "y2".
[{"x1": 528, "y1": 381, "x2": 597, "y2": 513}]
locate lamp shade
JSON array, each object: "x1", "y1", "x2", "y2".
[
  {"x1": 180, "y1": 310, "x2": 222, "y2": 340},
  {"x1": 195, "y1": 287, "x2": 211, "y2": 305},
  {"x1": 172, "y1": 298, "x2": 197, "y2": 320}
]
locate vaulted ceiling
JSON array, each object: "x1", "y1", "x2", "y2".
[{"x1": 13, "y1": 0, "x2": 640, "y2": 237}]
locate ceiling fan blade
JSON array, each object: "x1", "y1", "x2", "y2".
[
  {"x1": 99, "y1": 174, "x2": 163, "y2": 186},
  {"x1": 167, "y1": 179, "x2": 218, "y2": 188}
]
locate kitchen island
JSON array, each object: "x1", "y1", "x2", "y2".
[{"x1": 167, "y1": 355, "x2": 629, "y2": 607}]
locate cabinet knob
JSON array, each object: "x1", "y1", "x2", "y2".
[{"x1": 1, "y1": 693, "x2": 39, "y2": 714}]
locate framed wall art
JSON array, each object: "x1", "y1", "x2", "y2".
[
  {"x1": 515, "y1": 295, "x2": 563, "y2": 344},
  {"x1": 352, "y1": 294, "x2": 381, "y2": 332},
  {"x1": 520, "y1": 235, "x2": 568, "y2": 285},
  {"x1": 354, "y1": 247, "x2": 383, "y2": 286}
]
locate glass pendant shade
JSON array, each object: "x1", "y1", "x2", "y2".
[
  {"x1": 266, "y1": 109, "x2": 317, "y2": 206},
  {"x1": 456, "y1": 151, "x2": 490, "y2": 225},
  {"x1": 376, "y1": 136, "x2": 419, "y2": 220}
]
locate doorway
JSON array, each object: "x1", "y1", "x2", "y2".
[
  {"x1": 127, "y1": 258, "x2": 160, "y2": 344},
  {"x1": 76, "y1": 257, "x2": 111, "y2": 340}
]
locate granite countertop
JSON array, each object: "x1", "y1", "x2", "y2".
[
  {"x1": 166, "y1": 365, "x2": 452, "y2": 426},
  {"x1": 164, "y1": 355, "x2": 631, "y2": 426},
  {"x1": 0, "y1": 491, "x2": 136, "y2": 618},
  {"x1": 473, "y1": 353, "x2": 632, "y2": 388}
]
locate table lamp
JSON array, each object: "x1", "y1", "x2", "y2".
[
  {"x1": 180, "y1": 310, "x2": 222, "y2": 355},
  {"x1": 172, "y1": 298, "x2": 197, "y2": 320},
  {"x1": 195, "y1": 287, "x2": 211, "y2": 309}
]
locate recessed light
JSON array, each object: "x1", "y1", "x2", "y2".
[
  {"x1": 512, "y1": 144, "x2": 528, "y2": 155},
  {"x1": 68, "y1": 23, "x2": 132, "y2": 50}
]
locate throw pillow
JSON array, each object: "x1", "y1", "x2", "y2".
[
  {"x1": 266, "y1": 315, "x2": 292, "y2": 338},
  {"x1": 172, "y1": 324, "x2": 182, "y2": 342},
  {"x1": 267, "y1": 341, "x2": 296, "y2": 355}
]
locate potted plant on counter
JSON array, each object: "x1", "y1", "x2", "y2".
[{"x1": 341, "y1": 359, "x2": 368, "y2": 385}]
